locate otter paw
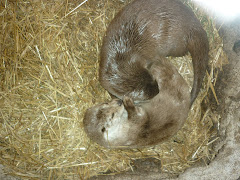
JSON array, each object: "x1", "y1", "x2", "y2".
[
  {"x1": 123, "y1": 96, "x2": 136, "y2": 111},
  {"x1": 123, "y1": 96, "x2": 137, "y2": 118},
  {"x1": 123, "y1": 96, "x2": 135, "y2": 108}
]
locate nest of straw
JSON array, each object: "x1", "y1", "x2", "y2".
[{"x1": 0, "y1": 0, "x2": 228, "y2": 179}]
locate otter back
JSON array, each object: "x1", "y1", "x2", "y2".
[{"x1": 99, "y1": 0, "x2": 209, "y2": 104}]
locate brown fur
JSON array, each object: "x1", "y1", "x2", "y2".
[
  {"x1": 83, "y1": 59, "x2": 190, "y2": 148},
  {"x1": 99, "y1": 0, "x2": 209, "y2": 104}
]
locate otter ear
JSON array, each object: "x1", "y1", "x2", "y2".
[{"x1": 123, "y1": 96, "x2": 136, "y2": 117}]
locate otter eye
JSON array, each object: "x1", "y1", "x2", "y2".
[
  {"x1": 101, "y1": 127, "x2": 106, "y2": 133},
  {"x1": 111, "y1": 113, "x2": 114, "y2": 118}
]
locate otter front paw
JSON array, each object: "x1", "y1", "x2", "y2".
[
  {"x1": 123, "y1": 96, "x2": 135, "y2": 108},
  {"x1": 123, "y1": 96, "x2": 137, "y2": 118}
]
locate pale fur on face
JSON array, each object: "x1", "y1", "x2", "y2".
[{"x1": 102, "y1": 106, "x2": 133, "y2": 147}]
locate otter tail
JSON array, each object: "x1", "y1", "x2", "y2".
[{"x1": 188, "y1": 29, "x2": 209, "y2": 105}]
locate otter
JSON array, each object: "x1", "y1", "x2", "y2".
[
  {"x1": 99, "y1": 0, "x2": 209, "y2": 105},
  {"x1": 83, "y1": 59, "x2": 190, "y2": 148}
]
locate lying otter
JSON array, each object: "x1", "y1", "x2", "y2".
[
  {"x1": 83, "y1": 59, "x2": 190, "y2": 148},
  {"x1": 99, "y1": 0, "x2": 209, "y2": 105}
]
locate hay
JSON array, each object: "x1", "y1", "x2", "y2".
[{"x1": 0, "y1": 0, "x2": 228, "y2": 179}]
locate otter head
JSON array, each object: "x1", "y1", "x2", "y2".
[{"x1": 83, "y1": 97, "x2": 147, "y2": 148}]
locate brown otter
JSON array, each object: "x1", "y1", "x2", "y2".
[
  {"x1": 99, "y1": 0, "x2": 209, "y2": 105},
  {"x1": 83, "y1": 59, "x2": 190, "y2": 148}
]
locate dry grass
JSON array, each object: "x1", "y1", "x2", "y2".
[{"x1": 0, "y1": 0, "x2": 228, "y2": 179}]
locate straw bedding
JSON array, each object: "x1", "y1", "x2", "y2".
[{"x1": 0, "y1": 0, "x2": 228, "y2": 179}]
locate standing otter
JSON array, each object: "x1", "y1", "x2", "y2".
[
  {"x1": 84, "y1": 59, "x2": 190, "y2": 148},
  {"x1": 99, "y1": 0, "x2": 209, "y2": 104}
]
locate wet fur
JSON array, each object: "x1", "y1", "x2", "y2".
[{"x1": 99, "y1": 0, "x2": 209, "y2": 104}]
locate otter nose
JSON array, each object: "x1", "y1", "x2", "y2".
[{"x1": 117, "y1": 99, "x2": 123, "y2": 106}]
